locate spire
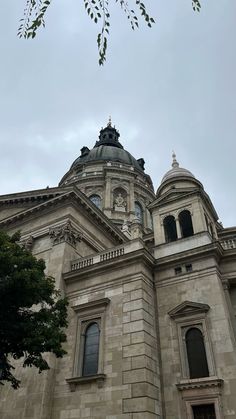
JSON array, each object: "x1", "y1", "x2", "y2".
[
  {"x1": 107, "y1": 116, "x2": 112, "y2": 127},
  {"x1": 172, "y1": 151, "x2": 179, "y2": 168}
]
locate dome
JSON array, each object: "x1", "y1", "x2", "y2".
[
  {"x1": 70, "y1": 120, "x2": 145, "y2": 173},
  {"x1": 71, "y1": 145, "x2": 144, "y2": 172},
  {"x1": 161, "y1": 152, "x2": 195, "y2": 184}
]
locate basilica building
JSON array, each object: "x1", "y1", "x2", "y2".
[{"x1": 0, "y1": 120, "x2": 236, "y2": 419}]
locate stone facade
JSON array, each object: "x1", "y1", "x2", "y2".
[{"x1": 0, "y1": 123, "x2": 236, "y2": 419}]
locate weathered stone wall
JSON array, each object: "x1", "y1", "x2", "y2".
[
  {"x1": 155, "y1": 261, "x2": 236, "y2": 419},
  {"x1": 51, "y1": 259, "x2": 160, "y2": 419}
]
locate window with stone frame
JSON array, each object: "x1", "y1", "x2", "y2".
[
  {"x1": 185, "y1": 399, "x2": 222, "y2": 419},
  {"x1": 169, "y1": 302, "x2": 223, "y2": 419},
  {"x1": 192, "y1": 403, "x2": 216, "y2": 419},
  {"x1": 168, "y1": 301, "x2": 215, "y2": 380},
  {"x1": 66, "y1": 298, "x2": 110, "y2": 389},
  {"x1": 81, "y1": 321, "x2": 100, "y2": 376}
]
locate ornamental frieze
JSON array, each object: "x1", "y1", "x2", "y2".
[{"x1": 49, "y1": 220, "x2": 82, "y2": 247}]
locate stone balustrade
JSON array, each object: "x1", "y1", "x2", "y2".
[
  {"x1": 71, "y1": 239, "x2": 143, "y2": 271},
  {"x1": 220, "y1": 238, "x2": 236, "y2": 250}
]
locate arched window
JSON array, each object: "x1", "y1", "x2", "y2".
[
  {"x1": 163, "y1": 215, "x2": 177, "y2": 242},
  {"x1": 179, "y1": 210, "x2": 194, "y2": 238},
  {"x1": 82, "y1": 322, "x2": 100, "y2": 376},
  {"x1": 89, "y1": 194, "x2": 101, "y2": 209},
  {"x1": 185, "y1": 327, "x2": 209, "y2": 379},
  {"x1": 135, "y1": 202, "x2": 143, "y2": 224}
]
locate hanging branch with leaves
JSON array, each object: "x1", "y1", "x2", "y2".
[{"x1": 18, "y1": 0, "x2": 201, "y2": 65}]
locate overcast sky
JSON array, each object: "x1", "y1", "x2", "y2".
[{"x1": 0, "y1": 1, "x2": 235, "y2": 227}]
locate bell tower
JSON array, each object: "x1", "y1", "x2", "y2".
[{"x1": 149, "y1": 153, "x2": 218, "y2": 258}]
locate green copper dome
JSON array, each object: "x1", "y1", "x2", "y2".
[{"x1": 70, "y1": 121, "x2": 145, "y2": 173}]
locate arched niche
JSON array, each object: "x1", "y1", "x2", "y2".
[{"x1": 113, "y1": 187, "x2": 127, "y2": 212}]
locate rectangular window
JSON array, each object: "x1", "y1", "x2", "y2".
[
  {"x1": 192, "y1": 404, "x2": 216, "y2": 419},
  {"x1": 66, "y1": 298, "x2": 110, "y2": 390},
  {"x1": 185, "y1": 263, "x2": 193, "y2": 272},
  {"x1": 175, "y1": 266, "x2": 182, "y2": 275}
]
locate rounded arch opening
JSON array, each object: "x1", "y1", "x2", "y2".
[
  {"x1": 82, "y1": 322, "x2": 100, "y2": 376},
  {"x1": 163, "y1": 215, "x2": 177, "y2": 243},
  {"x1": 179, "y1": 210, "x2": 194, "y2": 238},
  {"x1": 185, "y1": 327, "x2": 209, "y2": 379}
]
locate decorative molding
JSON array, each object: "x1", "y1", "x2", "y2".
[
  {"x1": 113, "y1": 188, "x2": 127, "y2": 211},
  {"x1": 73, "y1": 297, "x2": 110, "y2": 313},
  {"x1": 66, "y1": 374, "x2": 106, "y2": 391},
  {"x1": 176, "y1": 377, "x2": 223, "y2": 391},
  {"x1": 21, "y1": 235, "x2": 34, "y2": 251},
  {"x1": 49, "y1": 220, "x2": 82, "y2": 247},
  {"x1": 0, "y1": 189, "x2": 127, "y2": 245},
  {"x1": 169, "y1": 300, "x2": 210, "y2": 319}
]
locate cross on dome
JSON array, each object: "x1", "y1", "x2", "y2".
[
  {"x1": 172, "y1": 151, "x2": 179, "y2": 168},
  {"x1": 107, "y1": 116, "x2": 112, "y2": 127}
]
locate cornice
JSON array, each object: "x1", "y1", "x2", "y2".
[
  {"x1": 176, "y1": 376, "x2": 223, "y2": 391},
  {"x1": 154, "y1": 240, "x2": 224, "y2": 269},
  {"x1": 0, "y1": 186, "x2": 68, "y2": 205},
  {"x1": 0, "y1": 188, "x2": 127, "y2": 245},
  {"x1": 63, "y1": 247, "x2": 155, "y2": 283},
  {"x1": 72, "y1": 297, "x2": 110, "y2": 312},
  {"x1": 149, "y1": 188, "x2": 218, "y2": 220},
  {"x1": 149, "y1": 188, "x2": 198, "y2": 210}
]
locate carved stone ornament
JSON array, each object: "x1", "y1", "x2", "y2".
[
  {"x1": 21, "y1": 235, "x2": 34, "y2": 251},
  {"x1": 49, "y1": 221, "x2": 82, "y2": 247},
  {"x1": 115, "y1": 193, "x2": 126, "y2": 208},
  {"x1": 113, "y1": 189, "x2": 127, "y2": 212},
  {"x1": 121, "y1": 220, "x2": 129, "y2": 233}
]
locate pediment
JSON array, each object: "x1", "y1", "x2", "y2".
[
  {"x1": 149, "y1": 187, "x2": 198, "y2": 209},
  {"x1": 0, "y1": 187, "x2": 68, "y2": 220},
  {"x1": 168, "y1": 300, "x2": 210, "y2": 319},
  {"x1": 0, "y1": 187, "x2": 127, "y2": 245}
]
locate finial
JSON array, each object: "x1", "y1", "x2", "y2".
[
  {"x1": 172, "y1": 150, "x2": 179, "y2": 168},
  {"x1": 107, "y1": 116, "x2": 112, "y2": 127}
]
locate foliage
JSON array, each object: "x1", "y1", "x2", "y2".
[
  {"x1": 0, "y1": 230, "x2": 68, "y2": 389},
  {"x1": 18, "y1": 0, "x2": 201, "y2": 65}
]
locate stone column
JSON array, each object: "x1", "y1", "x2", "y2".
[
  {"x1": 129, "y1": 181, "x2": 135, "y2": 219},
  {"x1": 222, "y1": 279, "x2": 236, "y2": 340},
  {"x1": 175, "y1": 217, "x2": 182, "y2": 239},
  {"x1": 38, "y1": 221, "x2": 82, "y2": 419},
  {"x1": 104, "y1": 176, "x2": 112, "y2": 217}
]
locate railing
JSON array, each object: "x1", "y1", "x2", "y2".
[
  {"x1": 100, "y1": 247, "x2": 124, "y2": 261},
  {"x1": 220, "y1": 238, "x2": 236, "y2": 250},
  {"x1": 71, "y1": 240, "x2": 143, "y2": 271},
  {"x1": 71, "y1": 258, "x2": 94, "y2": 270}
]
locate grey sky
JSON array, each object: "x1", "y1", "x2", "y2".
[{"x1": 0, "y1": 1, "x2": 235, "y2": 226}]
